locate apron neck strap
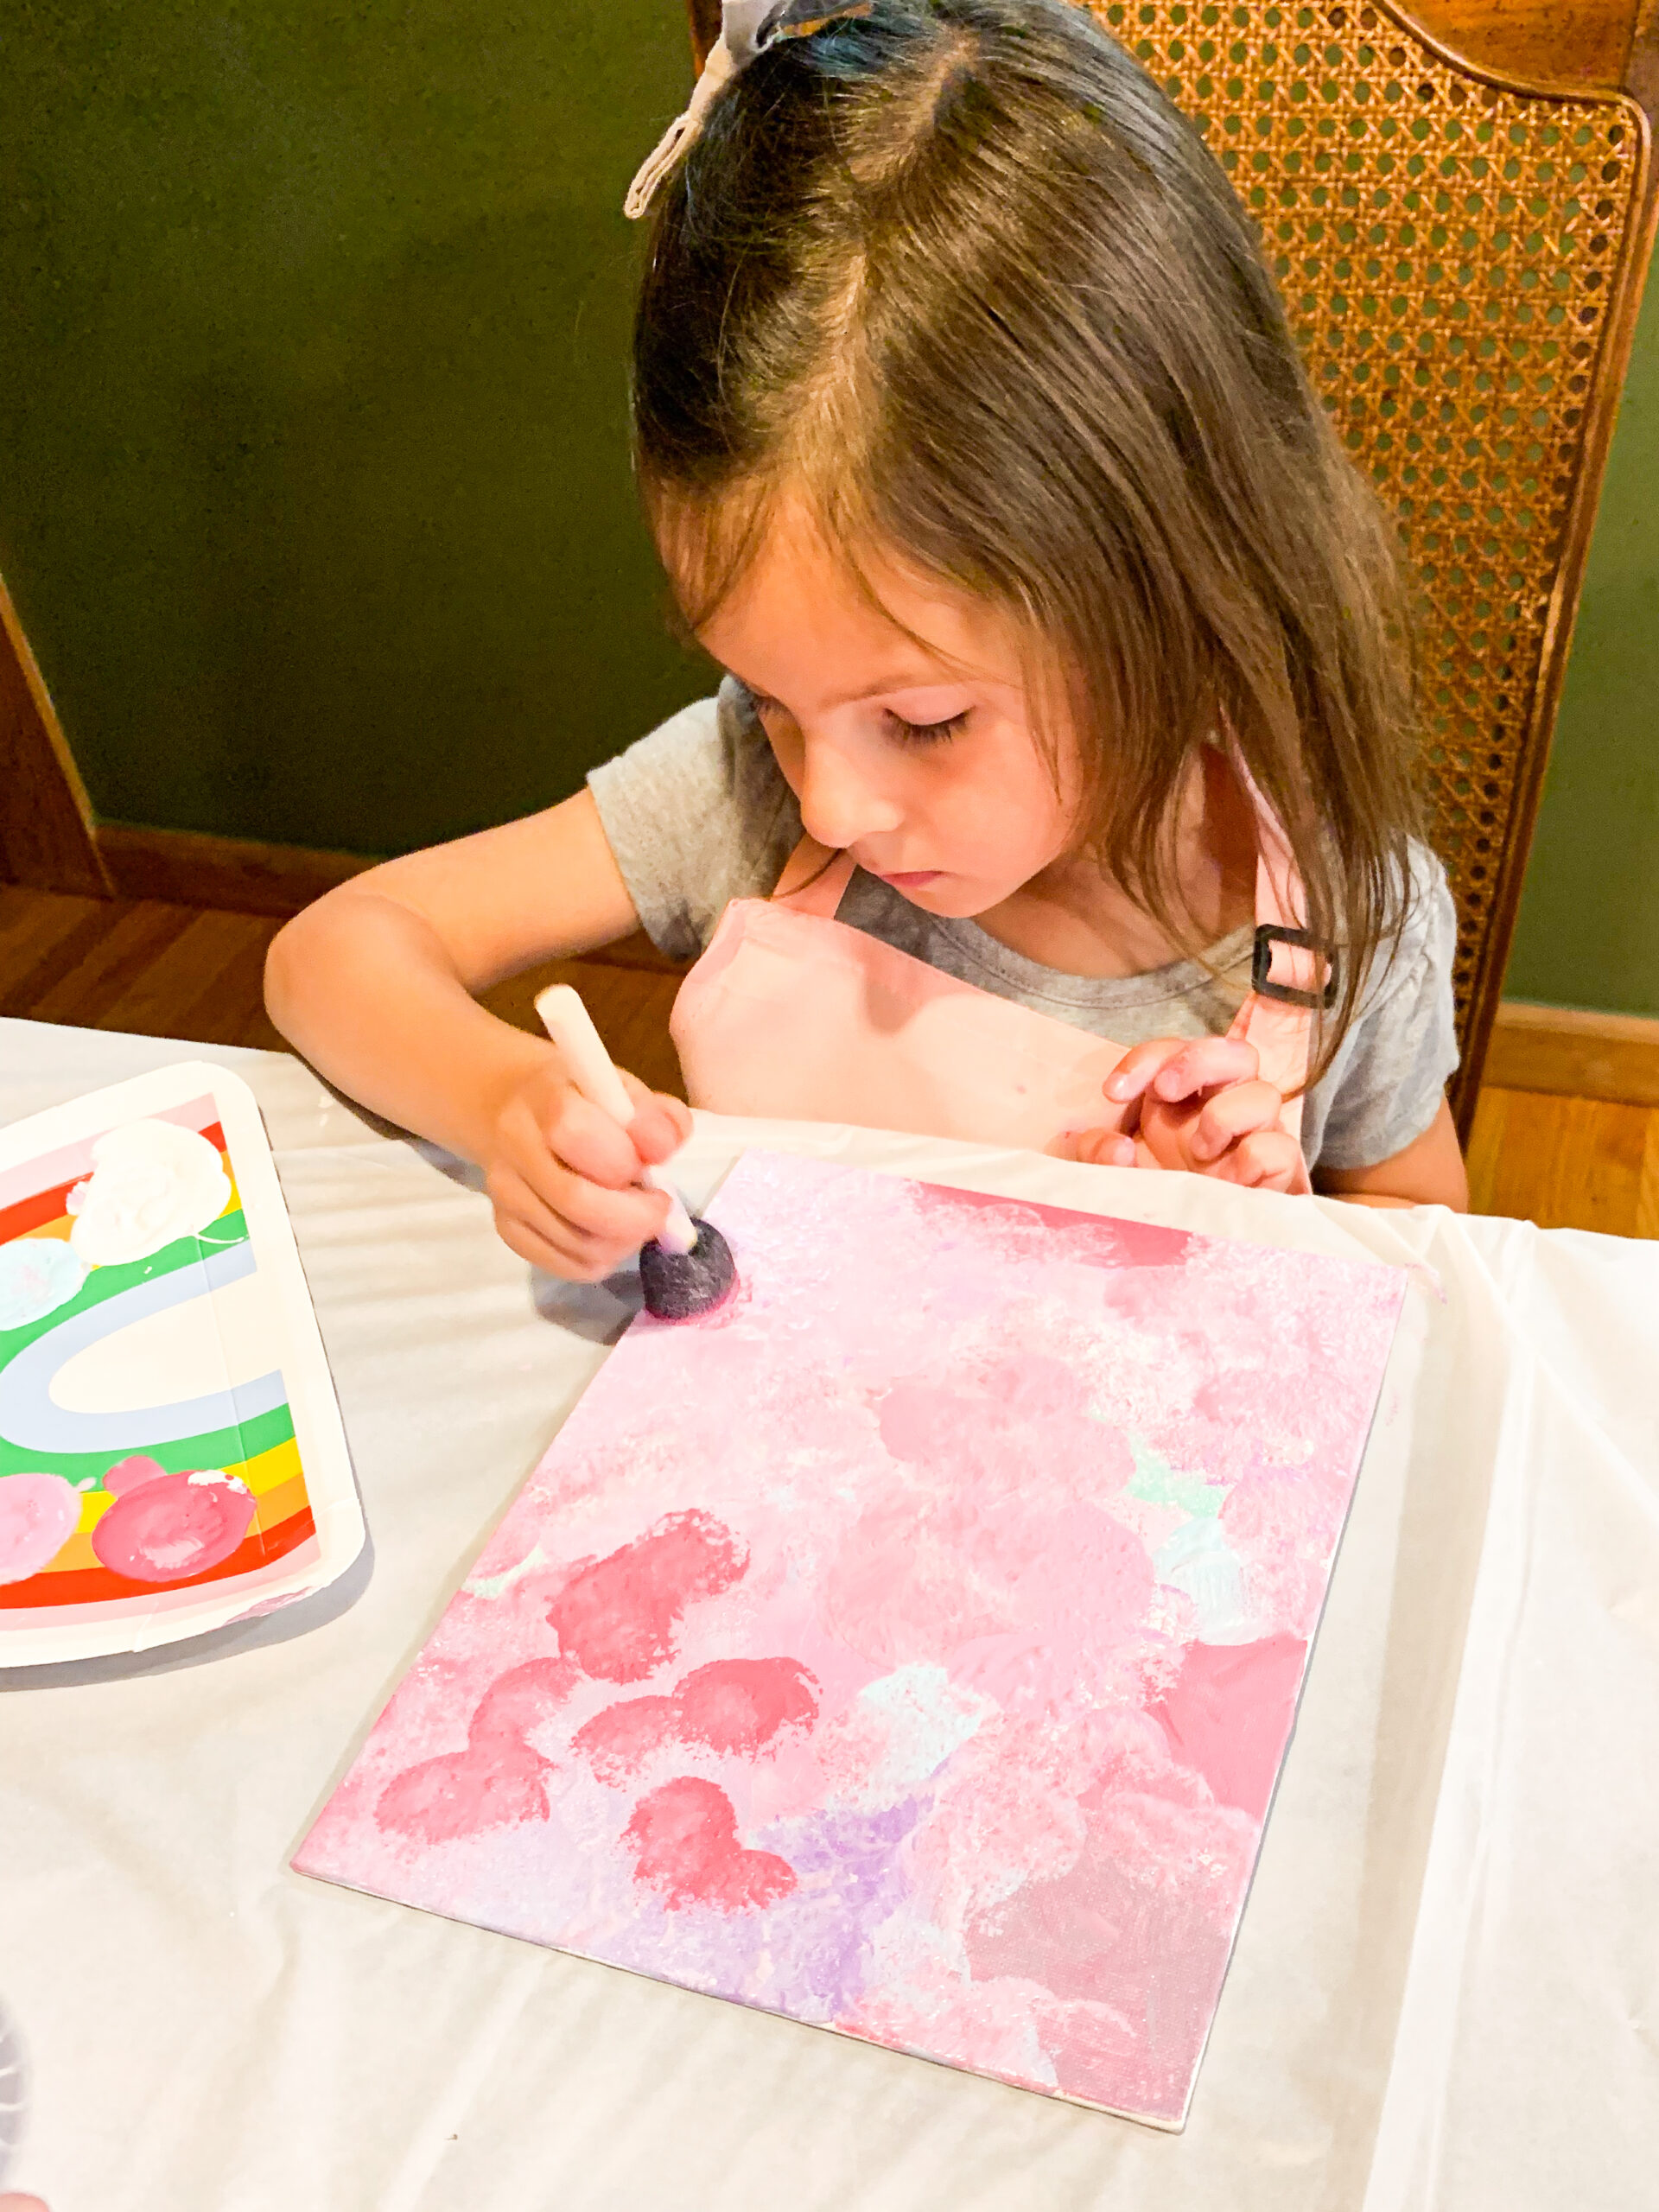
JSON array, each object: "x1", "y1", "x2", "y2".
[
  {"x1": 767, "y1": 770, "x2": 1331, "y2": 1032},
  {"x1": 772, "y1": 836, "x2": 855, "y2": 916},
  {"x1": 1228, "y1": 749, "x2": 1305, "y2": 938},
  {"x1": 1224, "y1": 750, "x2": 1328, "y2": 1153}
]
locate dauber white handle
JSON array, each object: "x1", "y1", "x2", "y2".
[{"x1": 534, "y1": 984, "x2": 698, "y2": 1255}]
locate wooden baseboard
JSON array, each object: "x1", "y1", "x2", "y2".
[
  {"x1": 91, "y1": 822, "x2": 688, "y2": 978},
  {"x1": 97, "y1": 823, "x2": 374, "y2": 917},
  {"x1": 1485, "y1": 1000, "x2": 1659, "y2": 1106}
]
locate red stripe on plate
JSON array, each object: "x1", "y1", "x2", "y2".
[{"x1": 0, "y1": 1505, "x2": 315, "y2": 1611}]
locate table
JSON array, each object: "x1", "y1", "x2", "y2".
[{"x1": 3, "y1": 1017, "x2": 1656, "y2": 2212}]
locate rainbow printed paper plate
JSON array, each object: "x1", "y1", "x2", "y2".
[{"x1": 0, "y1": 1061, "x2": 364, "y2": 1664}]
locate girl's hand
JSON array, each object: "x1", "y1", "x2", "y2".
[
  {"x1": 484, "y1": 1052, "x2": 694, "y2": 1281},
  {"x1": 1071, "y1": 1035, "x2": 1305, "y2": 1192}
]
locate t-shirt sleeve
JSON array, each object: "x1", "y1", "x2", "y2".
[
  {"x1": 1304, "y1": 842, "x2": 1462, "y2": 1173},
  {"x1": 586, "y1": 679, "x2": 802, "y2": 960}
]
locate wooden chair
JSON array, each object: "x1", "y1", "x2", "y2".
[{"x1": 686, "y1": 0, "x2": 1659, "y2": 1133}]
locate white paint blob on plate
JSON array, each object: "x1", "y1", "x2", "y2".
[{"x1": 68, "y1": 1121, "x2": 232, "y2": 1268}]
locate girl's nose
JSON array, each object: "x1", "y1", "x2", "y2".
[{"x1": 795, "y1": 734, "x2": 901, "y2": 850}]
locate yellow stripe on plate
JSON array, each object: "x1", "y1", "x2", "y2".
[
  {"x1": 74, "y1": 1491, "x2": 115, "y2": 1535},
  {"x1": 238, "y1": 1434, "x2": 302, "y2": 1498},
  {"x1": 249, "y1": 1471, "x2": 310, "y2": 1536}
]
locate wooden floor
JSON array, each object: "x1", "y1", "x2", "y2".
[
  {"x1": 3, "y1": 882, "x2": 1656, "y2": 1238},
  {"x1": 1464, "y1": 1084, "x2": 1659, "y2": 1237},
  {"x1": 0, "y1": 881, "x2": 688, "y2": 1095}
]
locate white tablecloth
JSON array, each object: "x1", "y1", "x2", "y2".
[{"x1": 3, "y1": 1017, "x2": 1656, "y2": 2212}]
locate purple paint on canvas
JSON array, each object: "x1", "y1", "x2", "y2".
[{"x1": 296, "y1": 1153, "x2": 1404, "y2": 2126}]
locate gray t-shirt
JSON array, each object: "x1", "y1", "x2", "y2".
[{"x1": 588, "y1": 680, "x2": 1460, "y2": 1172}]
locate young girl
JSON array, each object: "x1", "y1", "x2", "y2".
[{"x1": 265, "y1": 0, "x2": 1468, "y2": 1282}]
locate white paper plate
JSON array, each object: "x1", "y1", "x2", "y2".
[{"x1": 0, "y1": 1061, "x2": 365, "y2": 1664}]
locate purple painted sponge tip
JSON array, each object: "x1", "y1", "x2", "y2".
[{"x1": 639, "y1": 1217, "x2": 736, "y2": 1322}]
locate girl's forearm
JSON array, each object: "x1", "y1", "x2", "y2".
[
  {"x1": 264, "y1": 890, "x2": 555, "y2": 1164},
  {"x1": 1313, "y1": 1099, "x2": 1469, "y2": 1213}
]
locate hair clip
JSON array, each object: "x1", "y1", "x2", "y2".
[
  {"x1": 766, "y1": 3, "x2": 875, "y2": 40},
  {"x1": 625, "y1": 0, "x2": 875, "y2": 219}
]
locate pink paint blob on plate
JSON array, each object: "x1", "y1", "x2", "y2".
[
  {"x1": 0, "y1": 1472, "x2": 81, "y2": 1585},
  {"x1": 90, "y1": 1471, "x2": 256, "y2": 1584},
  {"x1": 101, "y1": 1454, "x2": 168, "y2": 1497}
]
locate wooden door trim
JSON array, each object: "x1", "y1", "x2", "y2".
[{"x1": 0, "y1": 573, "x2": 113, "y2": 898}]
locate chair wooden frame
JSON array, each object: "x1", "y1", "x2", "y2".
[{"x1": 683, "y1": 0, "x2": 1659, "y2": 1134}]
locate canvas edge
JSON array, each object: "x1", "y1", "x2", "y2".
[
  {"x1": 284, "y1": 1847, "x2": 1190, "y2": 2130},
  {"x1": 1167, "y1": 1262, "x2": 1415, "y2": 2128}
]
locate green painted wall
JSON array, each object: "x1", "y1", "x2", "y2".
[
  {"x1": 1, "y1": 1, "x2": 709, "y2": 856},
  {"x1": 2, "y1": 6, "x2": 1656, "y2": 1011},
  {"x1": 1506, "y1": 259, "x2": 1659, "y2": 1019}
]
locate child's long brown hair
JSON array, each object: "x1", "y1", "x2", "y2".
[{"x1": 632, "y1": 0, "x2": 1421, "y2": 1073}]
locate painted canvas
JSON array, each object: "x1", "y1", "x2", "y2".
[
  {"x1": 0, "y1": 1063, "x2": 363, "y2": 1664},
  {"x1": 296, "y1": 1152, "x2": 1404, "y2": 2126}
]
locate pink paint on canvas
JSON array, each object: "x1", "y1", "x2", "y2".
[{"x1": 296, "y1": 1154, "x2": 1404, "y2": 2127}]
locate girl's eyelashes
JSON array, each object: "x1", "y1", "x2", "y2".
[
  {"x1": 743, "y1": 687, "x2": 969, "y2": 747},
  {"x1": 883, "y1": 708, "x2": 969, "y2": 746}
]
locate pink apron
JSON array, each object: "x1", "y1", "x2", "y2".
[{"x1": 670, "y1": 788, "x2": 1330, "y2": 1180}]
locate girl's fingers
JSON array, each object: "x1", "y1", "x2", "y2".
[
  {"x1": 1146, "y1": 1036, "x2": 1260, "y2": 1103},
  {"x1": 546, "y1": 1166, "x2": 671, "y2": 1248},
  {"x1": 486, "y1": 1059, "x2": 690, "y2": 1281},
  {"x1": 620, "y1": 1072, "x2": 695, "y2": 1163},
  {"x1": 488, "y1": 1163, "x2": 595, "y2": 1266},
  {"x1": 541, "y1": 1080, "x2": 690, "y2": 1201},
  {"x1": 540, "y1": 1089, "x2": 654, "y2": 1191},
  {"x1": 494, "y1": 1205, "x2": 594, "y2": 1280},
  {"x1": 491, "y1": 1155, "x2": 668, "y2": 1263},
  {"x1": 1104, "y1": 1034, "x2": 1260, "y2": 1107},
  {"x1": 516, "y1": 1096, "x2": 674, "y2": 1242},
  {"x1": 496, "y1": 1198, "x2": 635, "y2": 1283},
  {"x1": 1187, "y1": 1079, "x2": 1285, "y2": 1162},
  {"x1": 1072, "y1": 1127, "x2": 1137, "y2": 1168},
  {"x1": 1103, "y1": 1038, "x2": 1191, "y2": 1104},
  {"x1": 1219, "y1": 1129, "x2": 1303, "y2": 1192}
]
